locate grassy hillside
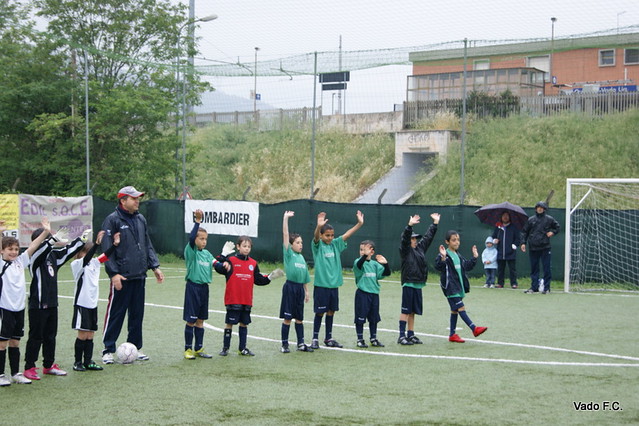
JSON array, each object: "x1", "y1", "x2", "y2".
[{"x1": 188, "y1": 109, "x2": 639, "y2": 206}]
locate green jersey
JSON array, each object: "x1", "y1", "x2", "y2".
[
  {"x1": 283, "y1": 244, "x2": 310, "y2": 284},
  {"x1": 446, "y1": 248, "x2": 465, "y2": 298},
  {"x1": 312, "y1": 236, "x2": 347, "y2": 288},
  {"x1": 184, "y1": 242, "x2": 214, "y2": 284},
  {"x1": 353, "y1": 257, "x2": 385, "y2": 294}
]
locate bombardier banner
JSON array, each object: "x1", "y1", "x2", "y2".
[{"x1": 184, "y1": 200, "x2": 259, "y2": 237}]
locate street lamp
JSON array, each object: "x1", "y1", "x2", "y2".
[
  {"x1": 176, "y1": 14, "x2": 217, "y2": 199},
  {"x1": 550, "y1": 17, "x2": 557, "y2": 90},
  {"x1": 253, "y1": 47, "x2": 260, "y2": 122}
]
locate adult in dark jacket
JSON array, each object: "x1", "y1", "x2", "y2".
[
  {"x1": 520, "y1": 201, "x2": 560, "y2": 294},
  {"x1": 100, "y1": 186, "x2": 164, "y2": 364},
  {"x1": 397, "y1": 212, "x2": 439, "y2": 345},
  {"x1": 491, "y1": 211, "x2": 521, "y2": 289}
]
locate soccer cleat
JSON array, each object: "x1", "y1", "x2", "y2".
[
  {"x1": 483, "y1": 284, "x2": 490, "y2": 288},
  {"x1": 102, "y1": 352, "x2": 114, "y2": 364},
  {"x1": 541, "y1": 290, "x2": 550, "y2": 294},
  {"x1": 219, "y1": 347, "x2": 229, "y2": 357},
  {"x1": 324, "y1": 339, "x2": 343, "y2": 348},
  {"x1": 511, "y1": 284, "x2": 519, "y2": 289},
  {"x1": 195, "y1": 349, "x2": 213, "y2": 358},
  {"x1": 137, "y1": 352, "x2": 149, "y2": 361},
  {"x1": 524, "y1": 288, "x2": 539, "y2": 294},
  {"x1": 239, "y1": 348, "x2": 255, "y2": 356},
  {"x1": 184, "y1": 348, "x2": 196, "y2": 360},
  {"x1": 473, "y1": 326, "x2": 488, "y2": 337},
  {"x1": 280, "y1": 344, "x2": 290, "y2": 354},
  {"x1": 310, "y1": 339, "x2": 320, "y2": 350},
  {"x1": 449, "y1": 334, "x2": 465, "y2": 343},
  {"x1": 84, "y1": 361, "x2": 103, "y2": 371},
  {"x1": 73, "y1": 362, "x2": 86, "y2": 372},
  {"x1": 0, "y1": 374, "x2": 11, "y2": 387},
  {"x1": 12, "y1": 373, "x2": 32, "y2": 384},
  {"x1": 494, "y1": 284, "x2": 504, "y2": 288},
  {"x1": 23, "y1": 367, "x2": 41, "y2": 380},
  {"x1": 397, "y1": 336, "x2": 414, "y2": 345},
  {"x1": 370, "y1": 338, "x2": 385, "y2": 347},
  {"x1": 408, "y1": 335, "x2": 423, "y2": 345},
  {"x1": 356, "y1": 339, "x2": 368, "y2": 348},
  {"x1": 43, "y1": 364, "x2": 67, "y2": 376},
  {"x1": 296, "y1": 343, "x2": 314, "y2": 352}
]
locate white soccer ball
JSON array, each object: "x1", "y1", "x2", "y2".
[{"x1": 116, "y1": 342, "x2": 138, "y2": 364}]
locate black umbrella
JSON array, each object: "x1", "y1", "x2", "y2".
[{"x1": 474, "y1": 201, "x2": 529, "y2": 229}]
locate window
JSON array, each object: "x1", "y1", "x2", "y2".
[
  {"x1": 625, "y1": 48, "x2": 639, "y2": 65},
  {"x1": 473, "y1": 59, "x2": 490, "y2": 70},
  {"x1": 527, "y1": 55, "x2": 550, "y2": 82},
  {"x1": 599, "y1": 49, "x2": 615, "y2": 66}
]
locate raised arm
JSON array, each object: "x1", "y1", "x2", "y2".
[
  {"x1": 314, "y1": 212, "x2": 328, "y2": 243},
  {"x1": 342, "y1": 210, "x2": 364, "y2": 242},
  {"x1": 283, "y1": 211, "x2": 294, "y2": 249},
  {"x1": 26, "y1": 217, "x2": 51, "y2": 257}
]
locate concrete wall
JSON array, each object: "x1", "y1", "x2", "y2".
[
  {"x1": 321, "y1": 111, "x2": 403, "y2": 134},
  {"x1": 394, "y1": 130, "x2": 459, "y2": 167}
]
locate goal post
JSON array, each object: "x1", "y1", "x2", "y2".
[{"x1": 564, "y1": 178, "x2": 639, "y2": 292}]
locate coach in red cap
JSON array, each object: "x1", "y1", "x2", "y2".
[{"x1": 99, "y1": 186, "x2": 164, "y2": 364}]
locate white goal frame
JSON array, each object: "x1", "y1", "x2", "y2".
[{"x1": 564, "y1": 178, "x2": 639, "y2": 292}]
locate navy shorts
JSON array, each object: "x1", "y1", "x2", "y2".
[
  {"x1": 400, "y1": 286, "x2": 423, "y2": 315},
  {"x1": 313, "y1": 286, "x2": 339, "y2": 313},
  {"x1": 280, "y1": 280, "x2": 305, "y2": 321},
  {"x1": 225, "y1": 306, "x2": 251, "y2": 325},
  {"x1": 0, "y1": 308, "x2": 25, "y2": 340},
  {"x1": 447, "y1": 297, "x2": 465, "y2": 312},
  {"x1": 72, "y1": 305, "x2": 98, "y2": 331},
  {"x1": 183, "y1": 281, "x2": 210, "y2": 323},
  {"x1": 354, "y1": 289, "x2": 381, "y2": 325}
]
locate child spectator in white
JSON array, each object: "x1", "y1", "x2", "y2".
[
  {"x1": 482, "y1": 236, "x2": 498, "y2": 288},
  {"x1": 70, "y1": 231, "x2": 119, "y2": 371},
  {"x1": 279, "y1": 211, "x2": 313, "y2": 353},
  {"x1": 311, "y1": 210, "x2": 364, "y2": 349},
  {"x1": 214, "y1": 236, "x2": 282, "y2": 356},
  {"x1": 183, "y1": 209, "x2": 214, "y2": 360},
  {"x1": 353, "y1": 240, "x2": 390, "y2": 348},
  {"x1": 0, "y1": 217, "x2": 52, "y2": 386},
  {"x1": 434, "y1": 230, "x2": 487, "y2": 343}
]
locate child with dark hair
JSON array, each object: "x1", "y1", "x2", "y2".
[
  {"x1": 0, "y1": 217, "x2": 52, "y2": 386},
  {"x1": 214, "y1": 236, "x2": 282, "y2": 356},
  {"x1": 279, "y1": 211, "x2": 313, "y2": 353},
  {"x1": 70, "y1": 231, "x2": 119, "y2": 371},
  {"x1": 183, "y1": 209, "x2": 215, "y2": 360},
  {"x1": 310, "y1": 210, "x2": 364, "y2": 350},
  {"x1": 434, "y1": 230, "x2": 487, "y2": 343},
  {"x1": 353, "y1": 240, "x2": 390, "y2": 348}
]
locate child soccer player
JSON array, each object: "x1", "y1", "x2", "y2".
[
  {"x1": 434, "y1": 230, "x2": 487, "y2": 343},
  {"x1": 0, "y1": 217, "x2": 52, "y2": 386},
  {"x1": 70, "y1": 231, "x2": 119, "y2": 371},
  {"x1": 183, "y1": 209, "x2": 215, "y2": 360},
  {"x1": 279, "y1": 211, "x2": 313, "y2": 353},
  {"x1": 311, "y1": 210, "x2": 364, "y2": 349},
  {"x1": 214, "y1": 236, "x2": 282, "y2": 356},
  {"x1": 397, "y1": 213, "x2": 439, "y2": 345},
  {"x1": 353, "y1": 240, "x2": 390, "y2": 348},
  {"x1": 24, "y1": 225, "x2": 89, "y2": 380},
  {"x1": 482, "y1": 236, "x2": 498, "y2": 288}
]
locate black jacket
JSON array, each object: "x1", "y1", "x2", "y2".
[
  {"x1": 434, "y1": 251, "x2": 477, "y2": 297},
  {"x1": 520, "y1": 211, "x2": 560, "y2": 252},
  {"x1": 101, "y1": 206, "x2": 160, "y2": 280},
  {"x1": 491, "y1": 223, "x2": 520, "y2": 260},
  {"x1": 399, "y1": 223, "x2": 437, "y2": 284}
]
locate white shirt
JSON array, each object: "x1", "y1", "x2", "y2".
[
  {"x1": 0, "y1": 252, "x2": 31, "y2": 311},
  {"x1": 71, "y1": 257, "x2": 102, "y2": 309}
]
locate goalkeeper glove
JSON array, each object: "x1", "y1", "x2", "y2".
[
  {"x1": 267, "y1": 268, "x2": 284, "y2": 281},
  {"x1": 51, "y1": 228, "x2": 69, "y2": 244},
  {"x1": 221, "y1": 241, "x2": 235, "y2": 256},
  {"x1": 80, "y1": 229, "x2": 92, "y2": 243}
]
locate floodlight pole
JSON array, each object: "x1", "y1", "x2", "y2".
[
  {"x1": 460, "y1": 38, "x2": 468, "y2": 205},
  {"x1": 550, "y1": 17, "x2": 557, "y2": 91}
]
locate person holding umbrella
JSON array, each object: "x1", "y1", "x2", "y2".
[{"x1": 491, "y1": 211, "x2": 521, "y2": 289}]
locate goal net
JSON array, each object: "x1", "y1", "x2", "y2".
[{"x1": 564, "y1": 178, "x2": 639, "y2": 292}]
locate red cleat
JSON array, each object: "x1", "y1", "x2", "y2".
[
  {"x1": 473, "y1": 326, "x2": 488, "y2": 337},
  {"x1": 448, "y1": 334, "x2": 465, "y2": 343}
]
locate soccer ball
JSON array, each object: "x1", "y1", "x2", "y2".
[{"x1": 116, "y1": 342, "x2": 138, "y2": 364}]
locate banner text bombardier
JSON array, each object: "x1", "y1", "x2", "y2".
[{"x1": 196, "y1": 211, "x2": 250, "y2": 226}]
